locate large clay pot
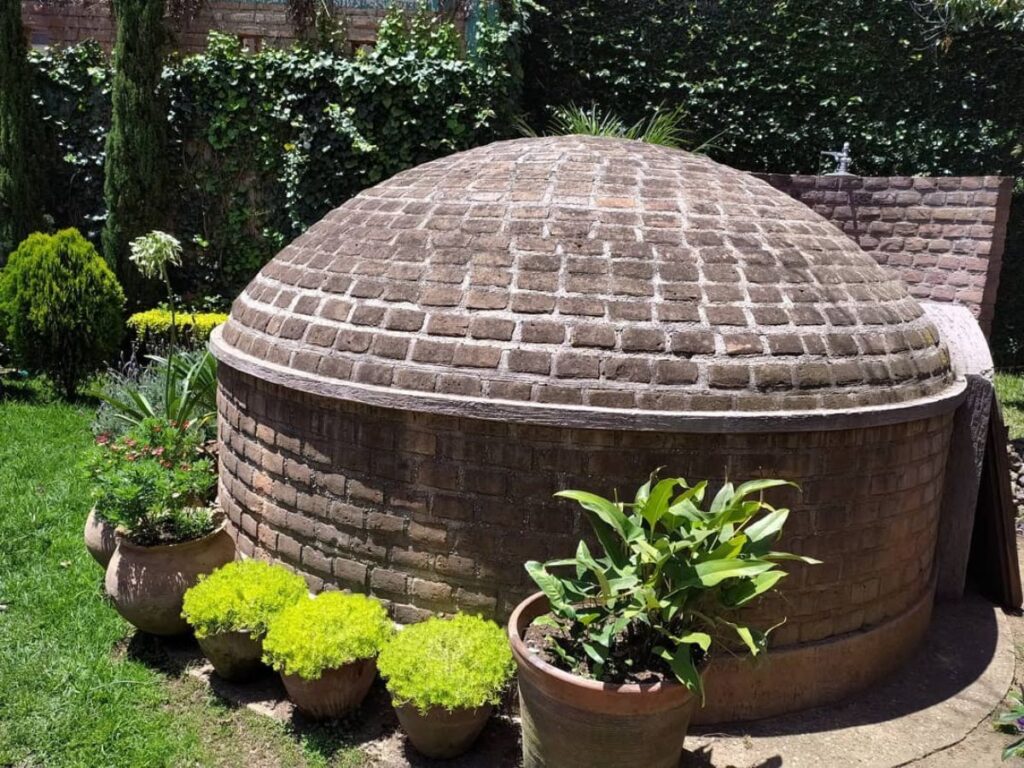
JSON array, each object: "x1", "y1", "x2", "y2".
[
  {"x1": 84, "y1": 509, "x2": 117, "y2": 568},
  {"x1": 510, "y1": 592, "x2": 697, "y2": 768},
  {"x1": 395, "y1": 702, "x2": 493, "y2": 759},
  {"x1": 105, "y1": 525, "x2": 236, "y2": 636},
  {"x1": 280, "y1": 658, "x2": 377, "y2": 720},
  {"x1": 198, "y1": 630, "x2": 265, "y2": 682}
]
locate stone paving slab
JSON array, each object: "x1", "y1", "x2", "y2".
[{"x1": 684, "y1": 595, "x2": 1014, "y2": 767}]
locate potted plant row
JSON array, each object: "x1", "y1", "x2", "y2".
[
  {"x1": 510, "y1": 473, "x2": 818, "y2": 768},
  {"x1": 182, "y1": 559, "x2": 309, "y2": 680},
  {"x1": 179, "y1": 562, "x2": 513, "y2": 759}
]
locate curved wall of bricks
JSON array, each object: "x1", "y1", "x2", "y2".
[
  {"x1": 221, "y1": 137, "x2": 955, "y2": 415},
  {"x1": 759, "y1": 173, "x2": 1013, "y2": 335},
  {"x1": 217, "y1": 364, "x2": 953, "y2": 647}
]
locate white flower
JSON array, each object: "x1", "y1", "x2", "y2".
[{"x1": 129, "y1": 231, "x2": 182, "y2": 280}]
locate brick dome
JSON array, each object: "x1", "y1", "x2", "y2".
[{"x1": 213, "y1": 136, "x2": 956, "y2": 428}]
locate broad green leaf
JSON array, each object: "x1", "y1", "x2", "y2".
[
  {"x1": 640, "y1": 477, "x2": 680, "y2": 528},
  {"x1": 677, "y1": 631, "x2": 712, "y2": 652},
  {"x1": 556, "y1": 490, "x2": 631, "y2": 541},
  {"x1": 658, "y1": 644, "x2": 704, "y2": 699},
  {"x1": 732, "y1": 479, "x2": 797, "y2": 502},
  {"x1": 525, "y1": 561, "x2": 577, "y2": 620},
  {"x1": 745, "y1": 508, "x2": 789, "y2": 542},
  {"x1": 709, "y1": 482, "x2": 734, "y2": 516},
  {"x1": 694, "y1": 558, "x2": 774, "y2": 586},
  {"x1": 721, "y1": 570, "x2": 787, "y2": 606}
]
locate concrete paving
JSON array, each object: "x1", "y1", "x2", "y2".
[{"x1": 684, "y1": 595, "x2": 1014, "y2": 767}]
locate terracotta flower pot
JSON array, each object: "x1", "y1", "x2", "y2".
[
  {"x1": 281, "y1": 658, "x2": 377, "y2": 720},
  {"x1": 509, "y1": 592, "x2": 698, "y2": 768},
  {"x1": 104, "y1": 524, "x2": 236, "y2": 636},
  {"x1": 198, "y1": 630, "x2": 265, "y2": 682},
  {"x1": 395, "y1": 702, "x2": 493, "y2": 759},
  {"x1": 84, "y1": 508, "x2": 117, "y2": 568}
]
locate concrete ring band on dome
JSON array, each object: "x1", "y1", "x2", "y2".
[{"x1": 210, "y1": 326, "x2": 965, "y2": 432}]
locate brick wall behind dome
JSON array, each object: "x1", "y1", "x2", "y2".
[
  {"x1": 759, "y1": 173, "x2": 1013, "y2": 335},
  {"x1": 217, "y1": 363, "x2": 953, "y2": 648}
]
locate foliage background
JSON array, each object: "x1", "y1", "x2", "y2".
[
  {"x1": 521, "y1": 0, "x2": 1024, "y2": 364},
  {"x1": 20, "y1": 1, "x2": 1024, "y2": 364},
  {"x1": 28, "y1": 4, "x2": 524, "y2": 303}
]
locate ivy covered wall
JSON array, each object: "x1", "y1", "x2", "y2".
[{"x1": 29, "y1": 4, "x2": 524, "y2": 301}]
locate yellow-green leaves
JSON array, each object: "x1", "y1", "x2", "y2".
[
  {"x1": 378, "y1": 615, "x2": 513, "y2": 713},
  {"x1": 261, "y1": 592, "x2": 393, "y2": 680},
  {"x1": 181, "y1": 560, "x2": 308, "y2": 639}
]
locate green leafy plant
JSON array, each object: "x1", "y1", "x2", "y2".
[
  {"x1": 995, "y1": 684, "x2": 1024, "y2": 759},
  {"x1": 262, "y1": 592, "x2": 394, "y2": 680},
  {"x1": 377, "y1": 614, "x2": 514, "y2": 713},
  {"x1": 0, "y1": 229, "x2": 124, "y2": 398},
  {"x1": 86, "y1": 417, "x2": 217, "y2": 545},
  {"x1": 525, "y1": 473, "x2": 819, "y2": 698},
  {"x1": 182, "y1": 560, "x2": 309, "y2": 639}
]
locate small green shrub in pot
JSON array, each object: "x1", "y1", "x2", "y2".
[
  {"x1": 182, "y1": 560, "x2": 308, "y2": 681},
  {"x1": 262, "y1": 592, "x2": 393, "y2": 719},
  {"x1": 511, "y1": 473, "x2": 819, "y2": 768},
  {"x1": 0, "y1": 228, "x2": 124, "y2": 399},
  {"x1": 87, "y1": 417, "x2": 234, "y2": 635},
  {"x1": 378, "y1": 615, "x2": 514, "y2": 758}
]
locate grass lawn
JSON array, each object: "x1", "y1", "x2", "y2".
[
  {"x1": 0, "y1": 382, "x2": 365, "y2": 768},
  {"x1": 996, "y1": 372, "x2": 1024, "y2": 441}
]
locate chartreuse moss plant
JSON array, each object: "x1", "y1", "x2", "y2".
[
  {"x1": 181, "y1": 560, "x2": 308, "y2": 639},
  {"x1": 262, "y1": 592, "x2": 393, "y2": 680},
  {"x1": 377, "y1": 615, "x2": 514, "y2": 714}
]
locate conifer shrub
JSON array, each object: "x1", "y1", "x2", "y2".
[
  {"x1": 0, "y1": 228, "x2": 124, "y2": 397},
  {"x1": 181, "y1": 560, "x2": 308, "y2": 639},
  {"x1": 262, "y1": 592, "x2": 393, "y2": 680},
  {"x1": 377, "y1": 615, "x2": 514, "y2": 713}
]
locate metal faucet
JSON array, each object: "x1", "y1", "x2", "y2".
[{"x1": 821, "y1": 142, "x2": 853, "y2": 176}]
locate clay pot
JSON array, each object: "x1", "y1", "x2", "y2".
[
  {"x1": 280, "y1": 658, "x2": 377, "y2": 720},
  {"x1": 198, "y1": 630, "x2": 266, "y2": 682},
  {"x1": 84, "y1": 509, "x2": 117, "y2": 568},
  {"x1": 104, "y1": 525, "x2": 236, "y2": 636},
  {"x1": 510, "y1": 592, "x2": 697, "y2": 768},
  {"x1": 395, "y1": 702, "x2": 493, "y2": 759}
]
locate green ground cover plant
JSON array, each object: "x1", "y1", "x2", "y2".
[
  {"x1": 182, "y1": 560, "x2": 309, "y2": 639},
  {"x1": 377, "y1": 614, "x2": 514, "y2": 713},
  {"x1": 262, "y1": 592, "x2": 393, "y2": 680},
  {"x1": 996, "y1": 372, "x2": 1024, "y2": 440}
]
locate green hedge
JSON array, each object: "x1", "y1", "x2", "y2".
[
  {"x1": 521, "y1": 1, "x2": 1024, "y2": 177},
  {"x1": 521, "y1": 0, "x2": 1024, "y2": 365},
  {"x1": 28, "y1": 3, "x2": 525, "y2": 299}
]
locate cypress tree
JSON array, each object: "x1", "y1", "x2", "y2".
[
  {"x1": 102, "y1": 0, "x2": 169, "y2": 306},
  {"x1": 0, "y1": 0, "x2": 41, "y2": 257}
]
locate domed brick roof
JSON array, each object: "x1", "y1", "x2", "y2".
[{"x1": 213, "y1": 136, "x2": 957, "y2": 429}]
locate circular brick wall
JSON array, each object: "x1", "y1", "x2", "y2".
[{"x1": 212, "y1": 137, "x2": 965, "y2": 720}]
